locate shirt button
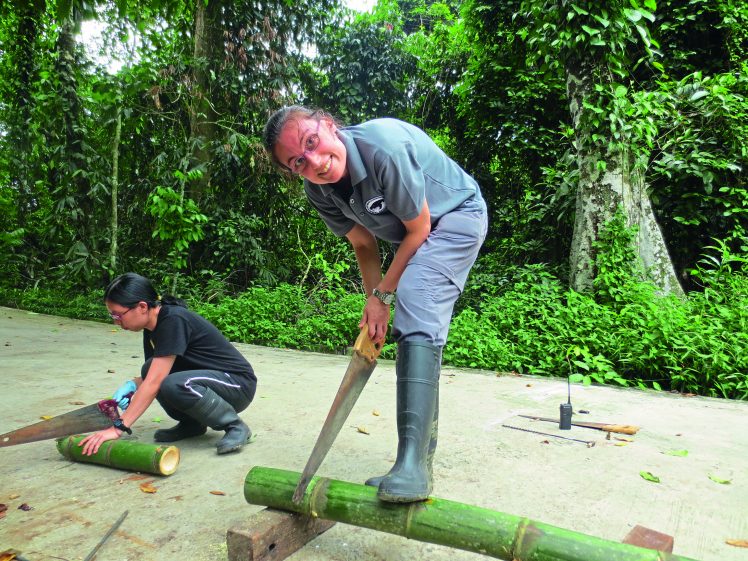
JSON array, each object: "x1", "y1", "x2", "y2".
[{"x1": 350, "y1": 198, "x2": 355, "y2": 205}]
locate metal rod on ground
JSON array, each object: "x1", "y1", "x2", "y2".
[
  {"x1": 502, "y1": 424, "x2": 596, "y2": 446},
  {"x1": 83, "y1": 510, "x2": 129, "y2": 561}
]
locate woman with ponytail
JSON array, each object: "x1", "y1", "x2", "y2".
[{"x1": 79, "y1": 273, "x2": 256, "y2": 456}]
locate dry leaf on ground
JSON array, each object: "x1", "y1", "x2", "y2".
[
  {"x1": 40, "y1": 416, "x2": 53, "y2": 420},
  {"x1": 209, "y1": 490, "x2": 226, "y2": 496},
  {"x1": 726, "y1": 539, "x2": 748, "y2": 548},
  {"x1": 139, "y1": 482, "x2": 158, "y2": 494},
  {"x1": 8, "y1": 494, "x2": 19, "y2": 500},
  {"x1": 357, "y1": 426, "x2": 370, "y2": 435},
  {"x1": 372, "y1": 410, "x2": 380, "y2": 416}
]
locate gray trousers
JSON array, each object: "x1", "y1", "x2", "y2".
[{"x1": 392, "y1": 200, "x2": 488, "y2": 347}]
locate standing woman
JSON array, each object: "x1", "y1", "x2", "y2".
[
  {"x1": 79, "y1": 273, "x2": 256, "y2": 456},
  {"x1": 263, "y1": 107, "x2": 487, "y2": 502}
]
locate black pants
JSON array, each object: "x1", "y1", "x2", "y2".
[{"x1": 141, "y1": 359, "x2": 256, "y2": 423}]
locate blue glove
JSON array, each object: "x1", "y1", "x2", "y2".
[{"x1": 113, "y1": 380, "x2": 137, "y2": 410}]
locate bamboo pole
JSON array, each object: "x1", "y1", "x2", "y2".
[
  {"x1": 56, "y1": 436, "x2": 180, "y2": 476},
  {"x1": 243, "y1": 467, "x2": 700, "y2": 561}
]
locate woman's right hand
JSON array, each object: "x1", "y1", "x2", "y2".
[
  {"x1": 113, "y1": 380, "x2": 137, "y2": 410},
  {"x1": 360, "y1": 295, "x2": 390, "y2": 344}
]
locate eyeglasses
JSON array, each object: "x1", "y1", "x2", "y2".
[
  {"x1": 109, "y1": 307, "x2": 134, "y2": 321},
  {"x1": 289, "y1": 120, "x2": 322, "y2": 174}
]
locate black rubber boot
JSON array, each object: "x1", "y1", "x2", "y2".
[
  {"x1": 181, "y1": 388, "x2": 251, "y2": 455},
  {"x1": 153, "y1": 420, "x2": 207, "y2": 443},
  {"x1": 377, "y1": 341, "x2": 441, "y2": 503},
  {"x1": 364, "y1": 385, "x2": 439, "y2": 488}
]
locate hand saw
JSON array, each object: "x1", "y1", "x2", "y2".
[
  {"x1": 518, "y1": 414, "x2": 639, "y2": 435},
  {"x1": 292, "y1": 326, "x2": 382, "y2": 504},
  {"x1": 0, "y1": 393, "x2": 132, "y2": 447}
]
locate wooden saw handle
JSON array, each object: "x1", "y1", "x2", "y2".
[
  {"x1": 600, "y1": 424, "x2": 639, "y2": 435},
  {"x1": 353, "y1": 326, "x2": 382, "y2": 362}
]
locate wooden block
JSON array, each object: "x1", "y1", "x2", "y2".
[
  {"x1": 622, "y1": 525, "x2": 674, "y2": 553},
  {"x1": 227, "y1": 507, "x2": 336, "y2": 561}
]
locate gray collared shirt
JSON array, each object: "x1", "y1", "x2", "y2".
[{"x1": 304, "y1": 118, "x2": 484, "y2": 243}]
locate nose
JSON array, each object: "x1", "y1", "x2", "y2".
[{"x1": 304, "y1": 151, "x2": 325, "y2": 169}]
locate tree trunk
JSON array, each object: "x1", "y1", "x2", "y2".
[
  {"x1": 243, "y1": 467, "x2": 700, "y2": 561},
  {"x1": 189, "y1": 0, "x2": 223, "y2": 201},
  {"x1": 110, "y1": 104, "x2": 121, "y2": 272},
  {"x1": 56, "y1": 435, "x2": 180, "y2": 476},
  {"x1": 565, "y1": 56, "x2": 683, "y2": 296}
]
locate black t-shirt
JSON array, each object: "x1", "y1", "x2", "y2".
[{"x1": 143, "y1": 305, "x2": 255, "y2": 382}]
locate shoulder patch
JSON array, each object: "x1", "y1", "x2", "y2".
[{"x1": 365, "y1": 196, "x2": 387, "y2": 215}]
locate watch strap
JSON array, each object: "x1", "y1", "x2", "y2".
[{"x1": 113, "y1": 418, "x2": 132, "y2": 435}]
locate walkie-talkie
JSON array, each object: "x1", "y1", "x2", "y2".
[{"x1": 559, "y1": 375, "x2": 573, "y2": 430}]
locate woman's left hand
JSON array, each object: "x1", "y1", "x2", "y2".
[{"x1": 78, "y1": 426, "x2": 122, "y2": 456}]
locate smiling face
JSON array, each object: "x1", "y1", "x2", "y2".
[{"x1": 273, "y1": 116, "x2": 348, "y2": 184}]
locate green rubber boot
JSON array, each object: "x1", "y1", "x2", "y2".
[
  {"x1": 364, "y1": 385, "x2": 438, "y2": 488},
  {"x1": 376, "y1": 341, "x2": 441, "y2": 503},
  {"x1": 153, "y1": 420, "x2": 207, "y2": 443},
  {"x1": 178, "y1": 388, "x2": 251, "y2": 455}
]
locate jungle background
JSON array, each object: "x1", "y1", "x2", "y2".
[{"x1": 0, "y1": 0, "x2": 746, "y2": 399}]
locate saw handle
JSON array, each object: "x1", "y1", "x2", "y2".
[
  {"x1": 601, "y1": 424, "x2": 639, "y2": 435},
  {"x1": 353, "y1": 326, "x2": 382, "y2": 362}
]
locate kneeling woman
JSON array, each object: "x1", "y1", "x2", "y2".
[{"x1": 80, "y1": 273, "x2": 256, "y2": 456}]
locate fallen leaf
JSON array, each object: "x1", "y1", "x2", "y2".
[
  {"x1": 139, "y1": 482, "x2": 158, "y2": 494},
  {"x1": 541, "y1": 440, "x2": 550, "y2": 444},
  {"x1": 664, "y1": 449, "x2": 688, "y2": 457},
  {"x1": 614, "y1": 442, "x2": 629, "y2": 447},
  {"x1": 107, "y1": 369, "x2": 116, "y2": 373},
  {"x1": 209, "y1": 490, "x2": 226, "y2": 496},
  {"x1": 726, "y1": 539, "x2": 748, "y2": 548},
  {"x1": 614, "y1": 436, "x2": 633, "y2": 442},
  {"x1": 640, "y1": 471, "x2": 660, "y2": 483},
  {"x1": 17, "y1": 503, "x2": 32, "y2": 511},
  {"x1": 372, "y1": 410, "x2": 380, "y2": 416},
  {"x1": 708, "y1": 473, "x2": 731, "y2": 485},
  {"x1": 0, "y1": 504, "x2": 7, "y2": 519},
  {"x1": 69, "y1": 401, "x2": 85, "y2": 405},
  {"x1": 357, "y1": 426, "x2": 370, "y2": 435},
  {"x1": 40, "y1": 415, "x2": 53, "y2": 421},
  {"x1": 120, "y1": 474, "x2": 150, "y2": 483},
  {"x1": 526, "y1": 383, "x2": 532, "y2": 387},
  {"x1": 8, "y1": 494, "x2": 19, "y2": 500}
]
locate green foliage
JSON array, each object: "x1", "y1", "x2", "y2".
[
  {"x1": 146, "y1": 177, "x2": 208, "y2": 270},
  {"x1": 194, "y1": 284, "x2": 364, "y2": 354},
  {"x1": 445, "y1": 261, "x2": 748, "y2": 399}
]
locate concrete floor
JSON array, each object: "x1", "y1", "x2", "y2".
[{"x1": 0, "y1": 306, "x2": 746, "y2": 561}]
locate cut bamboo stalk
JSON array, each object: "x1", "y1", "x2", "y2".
[
  {"x1": 243, "y1": 467, "x2": 700, "y2": 561},
  {"x1": 56, "y1": 435, "x2": 180, "y2": 476}
]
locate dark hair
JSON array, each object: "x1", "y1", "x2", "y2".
[
  {"x1": 104, "y1": 273, "x2": 186, "y2": 308},
  {"x1": 262, "y1": 105, "x2": 341, "y2": 168}
]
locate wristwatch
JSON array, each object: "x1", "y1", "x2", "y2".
[
  {"x1": 372, "y1": 288, "x2": 396, "y2": 306},
  {"x1": 112, "y1": 418, "x2": 132, "y2": 435}
]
